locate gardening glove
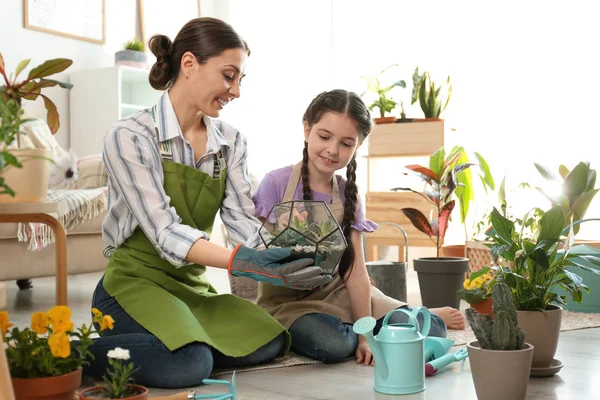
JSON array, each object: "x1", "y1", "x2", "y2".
[{"x1": 228, "y1": 245, "x2": 333, "y2": 290}]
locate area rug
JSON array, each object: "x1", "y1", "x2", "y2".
[
  {"x1": 211, "y1": 310, "x2": 600, "y2": 377},
  {"x1": 446, "y1": 310, "x2": 600, "y2": 346}
]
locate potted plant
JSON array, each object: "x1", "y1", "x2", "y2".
[
  {"x1": 485, "y1": 204, "x2": 600, "y2": 372},
  {"x1": 411, "y1": 67, "x2": 452, "y2": 120},
  {"x1": 115, "y1": 38, "x2": 148, "y2": 69},
  {"x1": 2, "y1": 306, "x2": 113, "y2": 400},
  {"x1": 392, "y1": 146, "x2": 473, "y2": 308},
  {"x1": 466, "y1": 282, "x2": 533, "y2": 400},
  {"x1": 78, "y1": 347, "x2": 148, "y2": 400},
  {"x1": 457, "y1": 270, "x2": 495, "y2": 317},
  {"x1": 361, "y1": 64, "x2": 406, "y2": 124},
  {"x1": 0, "y1": 52, "x2": 73, "y2": 202}
]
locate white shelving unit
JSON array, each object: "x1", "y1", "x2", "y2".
[{"x1": 69, "y1": 66, "x2": 162, "y2": 156}]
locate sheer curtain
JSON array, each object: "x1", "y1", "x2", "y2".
[{"x1": 219, "y1": 0, "x2": 600, "y2": 239}]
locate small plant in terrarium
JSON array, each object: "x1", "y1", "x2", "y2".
[{"x1": 259, "y1": 200, "x2": 347, "y2": 275}]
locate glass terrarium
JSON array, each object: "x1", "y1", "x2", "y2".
[{"x1": 259, "y1": 200, "x2": 348, "y2": 275}]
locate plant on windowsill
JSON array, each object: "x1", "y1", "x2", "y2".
[
  {"x1": 78, "y1": 347, "x2": 148, "y2": 400},
  {"x1": 0, "y1": 52, "x2": 73, "y2": 201},
  {"x1": 115, "y1": 38, "x2": 149, "y2": 69},
  {"x1": 361, "y1": 64, "x2": 407, "y2": 124},
  {"x1": 466, "y1": 282, "x2": 533, "y2": 399},
  {"x1": 2, "y1": 306, "x2": 114, "y2": 400},
  {"x1": 391, "y1": 146, "x2": 474, "y2": 309},
  {"x1": 411, "y1": 67, "x2": 452, "y2": 119}
]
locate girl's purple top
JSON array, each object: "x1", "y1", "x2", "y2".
[{"x1": 253, "y1": 165, "x2": 378, "y2": 233}]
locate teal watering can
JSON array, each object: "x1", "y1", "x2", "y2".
[{"x1": 353, "y1": 307, "x2": 430, "y2": 395}]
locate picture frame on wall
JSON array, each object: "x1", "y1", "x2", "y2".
[
  {"x1": 23, "y1": 0, "x2": 106, "y2": 44},
  {"x1": 139, "y1": 0, "x2": 201, "y2": 45}
]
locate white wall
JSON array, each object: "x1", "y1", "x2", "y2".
[{"x1": 0, "y1": 0, "x2": 139, "y2": 149}]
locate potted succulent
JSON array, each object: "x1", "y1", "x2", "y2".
[
  {"x1": 457, "y1": 270, "x2": 495, "y2": 318},
  {"x1": 78, "y1": 347, "x2": 148, "y2": 400},
  {"x1": 2, "y1": 306, "x2": 113, "y2": 400},
  {"x1": 411, "y1": 67, "x2": 452, "y2": 120},
  {"x1": 485, "y1": 204, "x2": 600, "y2": 372},
  {"x1": 115, "y1": 38, "x2": 148, "y2": 69},
  {"x1": 392, "y1": 146, "x2": 473, "y2": 308},
  {"x1": 361, "y1": 64, "x2": 406, "y2": 124},
  {"x1": 466, "y1": 282, "x2": 533, "y2": 400},
  {"x1": 0, "y1": 52, "x2": 73, "y2": 202}
]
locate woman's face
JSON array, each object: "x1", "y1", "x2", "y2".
[
  {"x1": 304, "y1": 112, "x2": 360, "y2": 177},
  {"x1": 181, "y1": 48, "x2": 248, "y2": 117}
]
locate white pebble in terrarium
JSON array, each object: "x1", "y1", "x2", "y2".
[{"x1": 259, "y1": 200, "x2": 347, "y2": 275}]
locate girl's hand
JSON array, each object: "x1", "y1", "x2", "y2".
[{"x1": 355, "y1": 337, "x2": 374, "y2": 366}]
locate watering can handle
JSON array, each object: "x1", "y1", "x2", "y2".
[
  {"x1": 382, "y1": 308, "x2": 419, "y2": 331},
  {"x1": 382, "y1": 307, "x2": 431, "y2": 336}
]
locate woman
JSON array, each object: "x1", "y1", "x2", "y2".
[{"x1": 84, "y1": 17, "x2": 331, "y2": 389}]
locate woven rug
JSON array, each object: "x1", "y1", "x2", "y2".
[{"x1": 210, "y1": 310, "x2": 600, "y2": 377}]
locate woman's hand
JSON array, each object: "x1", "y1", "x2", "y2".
[{"x1": 355, "y1": 336, "x2": 374, "y2": 366}]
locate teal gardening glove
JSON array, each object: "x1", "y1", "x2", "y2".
[{"x1": 228, "y1": 245, "x2": 332, "y2": 290}]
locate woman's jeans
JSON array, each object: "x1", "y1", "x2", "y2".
[
  {"x1": 84, "y1": 277, "x2": 285, "y2": 389},
  {"x1": 288, "y1": 307, "x2": 447, "y2": 363}
]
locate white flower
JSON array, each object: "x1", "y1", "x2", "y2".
[{"x1": 107, "y1": 347, "x2": 130, "y2": 360}]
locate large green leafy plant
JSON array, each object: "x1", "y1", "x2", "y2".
[
  {"x1": 392, "y1": 146, "x2": 474, "y2": 257},
  {"x1": 411, "y1": 67, "x2": 452, "y2": 119},
  {"x1": 0, "y1": 52, "x2": 73, "y2": 196},
  {"x1": 485, "y1": 205, "x2": 600, "y2": 311},
  {"x1": 361, "y1": 64, "x2": 407, "y2": 118}
]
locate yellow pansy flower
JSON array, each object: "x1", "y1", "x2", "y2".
[
  {"x1": 91, "y1": 308, "x2": 103, "y2": 324},
  {"x1": 101, "y1": 315, "x2": 115, "y2": 331},
  {"x1": 463, "y1": 279, "x2": 472, "y2": 290},
  {"x1": 472, "y1": 277, "x2": 485, "y2": 289},
  {"x1": 47, "y1": 306, "x2": 74, "y2": 333},
  {"x1": 48, "y1": 332, "x2": 71, "y2": 358},
  {"x1": 0, "y1": 311, "x2": 13, "y2": 335},
  {"x1": 31, "y1": 312, "x2": 50, "y2": 335}
]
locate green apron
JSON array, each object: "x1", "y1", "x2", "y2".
[{"x1": 103, "y1": 131, "x2": 290, "y2": 357}]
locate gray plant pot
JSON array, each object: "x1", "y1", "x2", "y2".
[
  {"x1": 413, "y1": 257, "x2": 468, "y2": 309},
  {"x1": 115, "y1": 50, "x2": 148, "y2": 69},
  {"x1": 517, "y1": 306, "x2": 562, "y2": 369},
  {"x1": 366, "y1": 261, "x2": 407, "y2": 302}
]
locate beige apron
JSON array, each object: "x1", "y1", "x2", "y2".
[{"x1": 256, "y1": 162, "x2": 406, "y2": 328}]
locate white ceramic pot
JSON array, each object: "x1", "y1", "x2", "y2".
[{"x1": 0, "y1": 148, "x2": 52, "y2": 203}]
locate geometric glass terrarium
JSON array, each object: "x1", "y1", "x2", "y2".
[{"x1": 258, "y1": 200, "x2": 348, "y2": 275}]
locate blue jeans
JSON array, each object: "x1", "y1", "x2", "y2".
[
  {"x1": 84, "y1": 277, "x2": 285, "y2": 389},
  {"x1": 288, "y1": 307, "x2": 447, "y2": 363}
]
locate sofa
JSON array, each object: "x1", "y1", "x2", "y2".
[{"x1": 0, "y1": 119, "x2": 109, "y2": 285}]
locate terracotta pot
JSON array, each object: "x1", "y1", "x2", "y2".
[
  {"x1": 467, "y1": 341, "x2": 533, "y2": 400},
  {"x1": 373, "y1": 116, "x2": 397, "y2": 124},
  {"x1": 11, "y1": 368, "x2": 82, "y2": 400},
  {"x1": 441, "y1": 245, "x2": 466, "y2": 258},
  {"x1": 0, "y1": 148, "x2": 52, "y2": 203},
  {"x1": 78, "y1": 384, "x2": 149, "y2": 400},
  {"x1": 517, "y1": 306, "x2": 562, "y2": 368},
  {"x1": 469, "y1": 298, "x2": 494, "y2": 319}
]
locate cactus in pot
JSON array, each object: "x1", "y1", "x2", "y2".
[{"x1": 466, "y1": 282, "x2": 525, "y2": 350}]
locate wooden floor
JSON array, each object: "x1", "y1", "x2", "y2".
[{"x1": 3, "y1": 269, "x2": 600, "y2": 399}]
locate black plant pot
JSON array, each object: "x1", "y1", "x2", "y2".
[
  {"x1": 414, "y1": 257, "x2": 468, "y2": 309},
  {"x1": 366, "y1": 261, "x2": 407, "y2": 302}
]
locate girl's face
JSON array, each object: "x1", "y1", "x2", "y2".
[
  {"x1": 181, "y1": 48, "x2": 247, "y2": 117},
  {"x1": 304, "y1": 112, "x2": 360, "y2": 177}
]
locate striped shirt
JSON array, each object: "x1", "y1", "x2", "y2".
[{"x1": 102, "y1": 92, "x2": 261, "y2": 267}]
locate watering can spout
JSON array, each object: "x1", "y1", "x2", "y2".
[{"x1": 353, "y1": 316, "x2": 388, "y2": 379}]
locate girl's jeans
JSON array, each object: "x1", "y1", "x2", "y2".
[
  {"x1": 288, "y1": 307, "x2": 447, "y2": 363},
  {"x1": 84, "y1": 277, "x2": 285, "y2": 389}
]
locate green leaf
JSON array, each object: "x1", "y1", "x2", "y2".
[
  {"x1": 474, "y1": 152, "x2": 495, "y2": 190},
  {"x1": 14, "y1": 59, "x2": 31, "y2": 80},
  {"x1": 558, "y1": 164, "x2": 570, "y2": 179},
  {"x1": 429, "y1": 147, "x2": 445, "y2": 177},
  {"x1": 539, "y1": 205, "x2": 564, "y2": 242},
  {"x1": 27, "y1": 58, "x2": 73, "y2": 81},
  {"x1": 571, "y1": 189, "x2": 599, "y2": 222},
  {"x1": 534, "y1": 163, "x2": 559, "y2": 182},
  {"x1": 587, "y1": 169, "x2": 596, "y2": 191},
  {"x1": 490, "y1": 208, "x2": 514, "y2": 245},
  {"x1": 563, "y1": 162, "x2": 589, "y2": 203}
]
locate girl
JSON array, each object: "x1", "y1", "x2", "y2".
[
  {"x1": 84, "y1": 18, "x2": 330, "y2": 389},
  {"x1": 253, "y1": 89, "x2": 465, "y2": 366}
]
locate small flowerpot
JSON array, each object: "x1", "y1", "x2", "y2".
[
  {"x1": 414, "y1": 257, "x2": 469, "y2": 309},
  {"x1": 78, "y1": 384, "x2": 148, "y2": 400},
  {"x1": 373, "y1": 116, "x2": 397, "y2": 124},
  {"x1": 469, "y1": 298, "x2": 494, "y2": 319},
  {"x1": 0, "y1": 148, "x2": 52, "y2": 203},
  {"x1": 11, "y1": 368, "x2": 82, "y2": 400},
  {"x1": 467, "y1": 341, "x2": 533, "y2": 400},
  {"x1": 115, "y1": 50, "x2": 148, "y2": 69}
]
